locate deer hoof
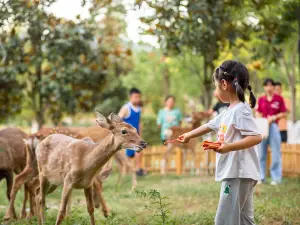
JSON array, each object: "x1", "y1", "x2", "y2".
[
  {"x1": 103, "y1": 209, "x2": 110, "y2": 217},
  {"x1": 4, "y1": 214, "x2": 16, "y2": 221}
]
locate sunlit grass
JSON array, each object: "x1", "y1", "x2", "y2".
[{"x1": 0, "y1": 174, "x2": 299, "y2": 224}]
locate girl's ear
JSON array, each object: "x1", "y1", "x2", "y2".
[{"x1": 220, "y1": 79, "x2": 228, "y2": 91}]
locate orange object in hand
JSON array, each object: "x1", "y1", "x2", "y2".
[{"x1": 202, "y1": 141, "x2": 221, "y2": 150}]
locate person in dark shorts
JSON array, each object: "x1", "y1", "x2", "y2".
[
  {"x1": 118, "y1": 88, "x2": 146, "y2": 176},
  {"x1": 274, "y1": 81, "x2": 290, "y2": 143}
]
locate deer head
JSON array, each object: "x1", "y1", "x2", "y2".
[{"x1": 95, "y1": 110, "x2": 147, "y2": 152}]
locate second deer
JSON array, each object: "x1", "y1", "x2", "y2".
[{"x1": 161, "y1": 111, "x2": 210, "y2": 175}]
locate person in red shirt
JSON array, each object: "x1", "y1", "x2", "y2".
[{"x1": 256, "y1": 78, "x2": 286, "y2": 185}]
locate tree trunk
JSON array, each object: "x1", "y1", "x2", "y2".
[
  {"x1": 291, "y1": 85, "x2": 297, "y2": 123},
  {"x1": 162, "y1": 65, "x2": 170, "y2": 97},
  {"x1": 297, "y1": 5, "x2": 300, "y2": 83},
  {"x1": 281, "y1": 52, "x2": 297, "y2": 123},
  {"x1": 202, "y1": 56, "x2": 213, "y2": 110},
  {"x1": 34, "y1": 36, "x2": 44, "y2": 129}
]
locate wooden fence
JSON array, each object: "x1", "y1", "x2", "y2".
[{"x1": 141, "y1": 144, "x2": 300, "y2": 177}]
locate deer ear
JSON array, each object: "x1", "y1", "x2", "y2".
[
  {"x1": 108, "y1": 113, "x2": 123, "y2": 124},
  {"x1": 95, "y1": 110, "x2": 112, "y2": 130}
]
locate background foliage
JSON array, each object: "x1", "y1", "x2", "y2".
[{"x1": 0, "y1": 0, "x2": 299, "y2": 129}]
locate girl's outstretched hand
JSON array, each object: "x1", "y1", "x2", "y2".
[
  {"x1": 178, "y1": 133, "x2": 190, "y2": 143},
  {"x1": 213, "y1": 143, "x2": 231, "y2": 154}
]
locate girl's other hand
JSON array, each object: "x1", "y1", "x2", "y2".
[
  {"x1": 178, "y1": 133, "x2": 190, "y2": 143},
  {"x1": 213, "y1": 143, "x2": 231, "y2": 154}
]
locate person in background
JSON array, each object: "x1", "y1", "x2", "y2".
[
  {"x1": 274, "y1": 81, "x2": 290, "y2": 143},
  {"x1": 157, "y1": 95, "x2": 182, "y2": 143},
  {"x1": 256, "y1": 78, "x2": 286, "y2": 185},
  {"x1": 118, "y1": 87, "x2": 146, "y2": 176}
]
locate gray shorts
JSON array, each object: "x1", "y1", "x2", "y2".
[{"x1": 215, "y1": 178, "x2": 257, "y2": 225}]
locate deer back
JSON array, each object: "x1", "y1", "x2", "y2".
[{"x1": 0, "y1": 128, "x2": 28, "y2": 172}]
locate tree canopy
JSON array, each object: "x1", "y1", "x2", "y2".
[{"x1": 0, "y1": 0, "x2": 133, "y2": 126}]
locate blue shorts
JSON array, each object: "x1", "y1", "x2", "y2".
[{"x1": 126, "y1": 149, "x2": 135, "y2": 158}]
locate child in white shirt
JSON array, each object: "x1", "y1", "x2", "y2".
[{"x1": 179, "y1": 60, "x2": 262, "y2": 225}]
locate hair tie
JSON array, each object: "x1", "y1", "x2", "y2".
[
  {"x1": 233, "y1": 78, "x2": 239, "y2": 86},
  {"x1": 247, "y1": 84, "x2": 252, "y2": 92},
  {"x1": 219, "y1": 65, "x2": 228, "y2": 75}
]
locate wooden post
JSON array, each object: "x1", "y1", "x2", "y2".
[{"x1": 176, "y1": 148, "x2": 182, "y2": 175}]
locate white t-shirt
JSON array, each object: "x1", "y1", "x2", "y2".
[{"x1": 206, "y1": 102, "x2": 261, "y2": 182}]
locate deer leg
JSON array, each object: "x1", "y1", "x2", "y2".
[
  {"x1": 131, "y1": 163, "x2": 137, "y2": 190},
  {"x1": 94, "y1": 179, "x2": 109, "y2": 217},
  {"x1": 123, "y1": 157, "x2": 136, "y2": 190},
  {"x1": 191, "y1": 148, "x2": 196, "y2": 175},
  {"x1": 21, "y1": 185, "x2": 29, "y2": 219},
  {"x1": 84, "y1": 186, "x2": 96, "y2": 225},
  {"x1": 66, "y1": 193, "x2": 72, "y2": 216},
  {"x1": 38, "y1": 175, "x2": 49, "y2": 225},
  {"x1": 4, "y1": 167, "x2": 34, "y2": 220},
  {"x1": 182, "y1": 149, "x2": 187, "y2": 174},
  {"x1": 55, "y1": 181, "x2": 73, "y2": 225},
  {"x1": 118, "y1": 160, "x2": 126, "y2": 186},
  {"x1": 161, "y1": 144, "x2": 174, "y2": 175},
  {"x1": 29, "y1": 177, "x2": 39, "y2": 218},
  {"x1": 92, "y1": 182, "x2": 100, "y2": 208},
  {"x1": 114, "y1": 154, "x2": 126, "y2": 187},
  {"x1": 28, "y1": 187, "x2": 36, "y2": 219}
]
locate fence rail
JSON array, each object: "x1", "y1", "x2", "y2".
[{"x1": 142, "y1": 144, "x2": 300, "y2": 177}]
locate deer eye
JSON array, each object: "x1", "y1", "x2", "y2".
[{"x1": 121, "y1": 129, "x2": 127, "y2": 135}]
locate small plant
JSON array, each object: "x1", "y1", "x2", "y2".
[
  {"x1": 135, "y1": 189, "x2": 172, "y2": 225},
  {"x1": 105, "y1": 211, "x2": 121, "y2": 225}
]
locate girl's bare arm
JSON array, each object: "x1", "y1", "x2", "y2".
[
  {"x1": 178, "y1": 125, "x2": 212, "y2": 143},
  {"x1": 215, "y1": 135, "x2": 262, "y2": 154}
]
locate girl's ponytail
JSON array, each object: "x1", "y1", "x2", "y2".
[
  {"x1": 247, "y1": 84, "x2": 256, "y2": 108},
  {"x1": 233, "y1": 78, "x2": 245, "y2": 103}
]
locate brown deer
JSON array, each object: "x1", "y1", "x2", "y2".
[
  {"x1": 5, "y1": 126, "x2": 111, "y2": 220},
  {"x1": 37, "y1": 126, "x2": 137, "y2": 189},
  {"x1": 161, "y1": 111, "x2": 210, "y2": 175},
  {"x1": 0, "y1": 128, "x2": 39, "y2": 220},
  {"x1": 36, "y1": 111, "x2": 146, "y2": 225},
  {"x1": 67, "y1": 126, "x2": 137, "y2": 189}
]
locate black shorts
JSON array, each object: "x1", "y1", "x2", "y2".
[{"x1": 280, "y1": 130, "x2": 287, "y2": 143}]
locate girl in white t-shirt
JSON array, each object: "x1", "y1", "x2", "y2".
[{"x1": 179, "y1": 60, "x2": 262, "y2": 225}]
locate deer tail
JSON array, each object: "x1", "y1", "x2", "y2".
[{"x1": 23, "y1": 139, "x2": 32, "y2": 166}]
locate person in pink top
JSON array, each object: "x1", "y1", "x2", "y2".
[{"x1": 256, "y1": 78, "x2": 286, "y2": 185}]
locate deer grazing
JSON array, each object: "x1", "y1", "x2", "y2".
[
  {"x1": 36, "y1": 111, "x2": 147, "y2": 225},
  {"x1": 161, "y1": 111, "x2": 210, "y2": 175}
]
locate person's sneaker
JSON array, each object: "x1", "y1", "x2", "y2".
[
  {"x1": 270, "y1": 180, "x2": 279, "y2": 186},
  {"x1": 136, "y1": 168, "x2": 147, "y2": 176}
]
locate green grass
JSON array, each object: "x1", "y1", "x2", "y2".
[{"x1": 0, "y1": 174, "x2": 299, "y2": 225}]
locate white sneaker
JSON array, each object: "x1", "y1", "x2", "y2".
[{"x1": 270, "y1": 181, "x2": 279, "y2": 186}]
